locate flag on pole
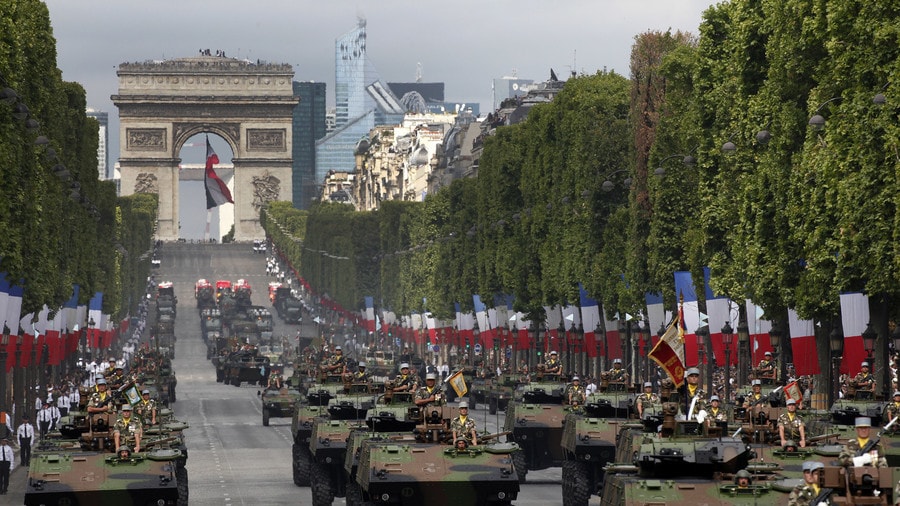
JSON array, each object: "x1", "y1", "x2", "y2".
[
  {"x1": 784, "y1": 380, "x2": 803, "y2": 405},
  {"x1": 204, "y1": 136, "x2": 233, "y2": 209},
  {"x1": 674, "y1": 271, "x2": 700, "y2": 366},
  {"x1": 788, "y1": 309, "x2": 819, "y2": 375},
  {"x1": 447, "y1": 369, "x2": 468, "y2": 397},
  {"x1": 649, "y1": 316, "x2": 687, "y2": 388},
  {"x1": 579, "y1": 284, "x2": 601, "y2": 358},
  {"x1": 839, "y1": 292, "x2": 869, "y2": 376},
  {"x1": 704, "y1": 267, "x2": 738, "y2": 366}
]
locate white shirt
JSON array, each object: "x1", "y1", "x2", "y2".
[
  {"x1": 57, "y1": 395, "x2": 71, "y2": 410},
  {"x1": 37, "y1": 408, "x2": 54, "y2": 424},
  {"x1": 585, "y1": 382, "x2": 598, "y2": 395},
  {"x1": 69, "y1": 391, "x2": 81, "y2": 406},
  {"x1": 0, "y1": 444, "x2": 14, "y2": 470},
  {"x1": 17, "y1": 422, "x2": 34, "y2": 439}
]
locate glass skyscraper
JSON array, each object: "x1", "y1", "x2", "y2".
[
  {"x1": 316, "y1": 19, "x2": 404, "y2": 189},
  {"x1": 292, "y1": 81, "x2": 327, "y2": 209}
]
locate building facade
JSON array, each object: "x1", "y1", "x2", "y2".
[
  {"x1": 86, "y1": 109, "x2": 109, "y2": 180},
  {"x1": 291, "y1": 81, "x2": 327, "y2": 209}
]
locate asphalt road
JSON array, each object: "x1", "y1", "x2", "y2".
[{"x1": 8, "y1": 242, "x2": 579, "y2": 505}]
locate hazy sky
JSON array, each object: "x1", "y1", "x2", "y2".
[{"x1": 42, "y1": 0, "x2": 713, "y2": 238}]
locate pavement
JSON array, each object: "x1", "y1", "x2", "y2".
[{"x1": 4, "y1": 459, "x2": 27, "y2": 501}]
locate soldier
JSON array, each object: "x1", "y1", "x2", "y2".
[
  {"x1": 454, "y1": 436, "x2": 469, "y2": 452},
  {"x1": 852, "y1": 361, "x2": 876, "y2": 399},
  {"x1": 134, "y1": 389, "x2": 157, "y2": 426},
  {"x1": 706, "y1": 395, "x2": 727, "y2": 426},
  {"x1": 36, "y1": 401, "x2": 54, "y2": 438},
  {"x1": 544, "y1": 351, "x2": 561, "y2": 375},
  {"x1": 788, "y1": 460, "x2": 825, "y2": 506},
  {"x1": 16, "y1": 415, "x2": 34, "y2": 467},
  {"x1": 567, "y1": 376, "x2": 586, "y2": 406},
  {"x1": 778, "y1": 398, "x2": 806, "y2": 447},
  {"x1": 450, "y1": 401, "x2": 477, "y2": 445},
  {"x1": 113, "y1": 404, "x2": 143, "y2": 453},
  {"x1": 883, "y1": 391, "x2": 900, "y2": 422},
  {"x1": 743, "y1": 379, "x2": 767, "y2": 408},
  {"x1": 321, "y1": 345, "x2": 346, "y2": 374},
  {"x1": 0, "y1": 437, "x2": 12, "y2": 494},
  {"x1": 636, "y1": 382, "x2": 660, "y2": 418},
  {"x1": 414, "y1": 373, "x2": 444, "y2": 408},
  {"x1": 678, "y1": 367, "x2": 706, "y2": 420},
  {"x1": 392, "y1": 363, "x2": 419, "y2": 393},
  {"x1": 734, "y1": 469, "x2": 752, "y2": 488},
  {"x1": 607, "y1": 358, "x2": 629, "y2": 383},
  {"x1": 352, "y1": 363, "x2": 370, "y2": 383},
  {"x1": 117, "y1": 445, "x2": 133, "y2": 461},
  {"x1": 838, "y1": 417, "x2": 887, "y2": 468},
  {"x1": 757, "y1": 351, "x2": 776, "y2": 382},
  {"x1": 267, "y1": 367, "x2": 284, "y2": 390}
]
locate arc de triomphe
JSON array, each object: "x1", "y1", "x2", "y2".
[{"x1": 112, "y1": 56, "x2": 297, "y2": 241}]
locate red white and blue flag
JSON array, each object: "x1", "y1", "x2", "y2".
[
  {"x1": 579, "y1": 284, "x2": 601, "y2": 358},
  {"x1": 204, "y1": 136, "x2": 233, "y2": 209},
  {"x1": 674, "y1": 271, "x2": 701, "y2": 366},
  {"x1": 839, "y1": 292, "x2": 869, "y2": 376},
  {"x1": 788, "y1": 309, "x2": 819, "y2": 375}
]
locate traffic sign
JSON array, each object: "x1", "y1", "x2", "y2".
[
  {"x1": 474, "y1": 343, "x2": 482, "y2": 353},
  {"x1": 395, "y1": 337, "x2": 401, "y2": 347},
  {"x1": 505, "y1": 347, "x2": 512, "y2": 358},
  {"x1": 432, "y1": 345, "x2": 440, "y2": 353}
]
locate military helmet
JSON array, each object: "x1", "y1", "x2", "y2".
[
  {"x1": 141, "y1": 389, "x2": 150, "y2": 395},
  {"x1": 893, "y1": 391, "x2": 900, "y2": 397},
  {"x1": 550, "y1": 351, "x2": 558, "y2": 355},
  {"x1": 96, "y1": 378, "x2": 107, "y2": 385},
  {"x1": 425, "y1": 373, "x2": 437, "y2": 380},
  {"x1": 400, "y1": 363, "x2": 410, "y2": 370},
  {"x1": 709, "y1": 395, "x2": 720, "y2": 402},
  {"x1": 751, "y1": 379, "x2": 762, "y2": 386},
  {"x1": 686, "y1": 367, "x2": 700, "y2": 377},
  {"x1": 120, "y1": 403, "x2": 133, "y2": 411},
  {"x1": 644, "y1": 381, "x2": 652, "y2": 387},
  {"x1": 861, "y1": 361, "x2": 870, "y2": 367},
  {"x1": 734, "y1": 469, "x2": 752, "y2": 483},
  {"x1": 802, "y1": 461, "x2": 824, "y2": 472},
  {"x1": 458, "y1": 401, "x2": 469, "y2": 409},
  {"x1": 572, "y1": 376, "x2": 580, "y2": 382},
  {"x1": 358, "y1": 363, "x2": 366, "y2": 369},
  {"x1": 786, "y1": 398, "x2": 797, "y2": 405},
  {"x1": 118, "y1": 445, "x2": 131, "y2": 453},
  {"x1": 784, "y1": 439, "x2": 797, "y2": 448},
  {"x1": 335, "y1": 345, "x2": 342, "y2": 351},
  {"x1": 764, "y1": 351, "x2": 772, "y2": 356},
  {"x1": 613, "y1": 358, "x2": 622, "y2": 364}
]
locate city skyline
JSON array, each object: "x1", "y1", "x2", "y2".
[{"x1": 44, "y1": 0, "x2": 712, "y2": 167}]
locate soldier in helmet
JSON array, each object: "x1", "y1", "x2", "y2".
[
  {"x1": 788, "y1": 460, "x2": 825, "y2": 506},
  {"x1": 117, "y1": 445, "x2": 133, "y2": 461},
  {"x1": 450, "y1": 401, "x2": 477, "y2": 445},
  {"x1": 757, "y1": 351, "x2": 776, "y2": 382},
  {"x1": 851, "y1": 361, "x2": 876, "y2": 399},
  {"x1": 567, "y1": 376, "x2": 585, "y2": 406},
  {"x1": 113, "y1": 404, "x2": 142, "y2": 453},
  {"x1": 392, "y1": 363, "x2": 419, "y2": 393},
  {"x1": 544, "y1": 351, "x2": 561, "y2": 375},
  {"x1": 414, "y1": 373, "x2": 444, "y2": 408},
  {"x1": 267, "y1": 366, "x2": 284, "y2": 390},
  {"x1": 884, "y1": 391, "x2": 900, "y2": 423},
  {"x1": 734, "y1": 469, "x2": 752, "y2": 489},
  {"x1": 742, "y1": 379, "x2": 767, "y2": 408},
  {"x1": 606, "y1": 358, "x2": 629, "y2": 383},
  {"x1": 706, "y1": 396, "x2": 727, "y2": 427},
  {"x1": 352, "y1": 362, "x2": 370, "y2": 383},
  {"x1": 636, "y1": 382, "x2": 660, "y2": 418},
  {"x1": 778, "y1": 398, "x2": 806, "y2": 448},
  {"x1": 677, "y1": 367, "x2": 707, "y2": 420},
  {"x1": 87, "y1": 378, "x2": 114, "y2": 414},
  {"x1": 321, "y1": 345, "x2": 346, "y2": 374},
  {"x1": 134, "y1": 389, "x2": 157, "y2": 426},
  {"x1": 454, "y1": 436, "x2": 469, "y2": 452}
]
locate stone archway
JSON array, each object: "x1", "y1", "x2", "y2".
[{"x1": 112, "y1": 55, "x2": 298, "y2": 241}]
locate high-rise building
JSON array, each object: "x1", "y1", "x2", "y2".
[
  {"x1": 492, "y1": 76, "x2": 534, "y2": 111},
  {"x1": 316, "y1": 19, "x2": 405, "y2": 189},
  {"x1": 86, "y1": 109, "x2": 109, "y2": 179},
  {"x1": 292, "y1": 81, "x2": 327, "y2": 209}
]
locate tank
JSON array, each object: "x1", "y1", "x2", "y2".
[
  {"x1": 221, "y1": 348, "x2": 269, "y2": 386},
  {"x1": 352, "y1": 403, "x2": 520, "y2": 506},
  {"x1": 502, "y1": 371, "x2": 569, "y2": 481},
  {"x1": 260, "y1": 386, "x2": 303, "y2": 426},
  {"x1": 25, "y1": 448, "x2": 187, "y2": 506}
]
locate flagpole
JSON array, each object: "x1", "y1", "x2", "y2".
[{"x1": 205, "y1": 209, "x2": 211, "y2": 242}]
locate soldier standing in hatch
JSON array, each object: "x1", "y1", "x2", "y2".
[{"x1": 450, "y1": 401, "x2": 477, "y2": 445}]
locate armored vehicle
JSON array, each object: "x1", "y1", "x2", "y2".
[
  {"x1": 221, "y1": 348, "x2": 269, "y2": 387},
  {"x1": 308, "y1": 418, "x2": 368, "y2": 505},
  {"x1": 274, "y1": 286, "x2": 304, "y2": 323},
  {"x1": 195, "y1": 279, "x2": 216, "y2": 311},
  {"x1": 291, "y1": 382, "x2": 349, "y2": 487},
  {"x1": 502, "y1": 371, "x2": 570, "y2": 481},
  {"x1": 350, "y1": 403, "x2": 520, "y2": 506},
  {"x1": 260, "y1": 386, "x2": 303, "y2": 426},
  {"x1": 200, "y1": 308, "x2": 223, "y2": 342},
  {"x1": 25, "y1": 448, "x2": 187, "y2": 506},
  {"x1": 560, "y1": 413, "x2": 631, "y2": 506}
]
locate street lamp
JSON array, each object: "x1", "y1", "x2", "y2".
[
  {"x1": 558, "y1": 321, "x2": 567, "y2": 374},
  {"x1": 737, "y1": 318, "x2": 750, "y2": 386},
  {"x1": 697, "y1": 326, "x2": 713, "y2": 392},
  {"x1": 722, "y1": 322, "x2": 734, "y2": 409},
  {"x1": 830, "y1": 326, "x2": 844, "y2": 406},
  {"x1": 595, "y1": 321, "x2": 605, "y2": 377},
  {"x1": 641, "y1": 322, "x2": 651, "y2": 383},
  {"x1": 862, "y1": 323, "x2": 877, "y2": 362},
  {"x1": 768, "y1": 324, "x2": 782, "y2": 384}
]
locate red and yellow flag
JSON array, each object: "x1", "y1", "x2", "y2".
[{"x1": 649, "y1": 312, "x2": 687, "y2": 388}]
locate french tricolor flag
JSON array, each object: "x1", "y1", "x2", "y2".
[
  {"x1": 579, "y1": 284, "x2": 601, "y2": 358},
  {"x1": 645, "y1": 292, "x2": 667, "y2": 344},
  {"x1": 543, "y1": 305, "x2": 562, "y2": 354},
  {"x1": 674, "y1": 271, "x2": 701, "y2": 366},
  {"x1": 745, "y1": 300, "x2": 773, "y2": 364},
  {"x1": 363, "y1": 296, "x2": 376, "y2": 332},
  {"x1": 205, "y1": 136, "x2": 233, "y2": 209},
  {"x1": 788, "y1": 309, "x2": 819, "y2": 375},
  {"x1": 839, "y1": 292, "x2": 869, "y2": 376},
  {"x1": 602, "y1": 305, "x2": 623, "y2": 360},
  {"x1": 703, "y1": 267, "x2": 738, "y2": 366},
  {"x1": 88, "y1": 292, "x2": 103, "y2": 348}
]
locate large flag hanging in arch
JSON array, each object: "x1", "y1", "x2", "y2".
[{"x1": 205, "y1": 136, "x2": 233, "y2": 209}]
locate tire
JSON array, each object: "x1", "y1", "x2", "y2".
[
  {"x1": 512, "y1": 449, "x2": 528, "y2": 483},
  {"x1": 562, "y1": 460, "x2": 590, "y2": 506},
  {"x1": 292, "y1": 443, "x2": 311, "y2": 486},
  {"x1": 345, "y1": 478, "x2": 364, "y2": 506},
  {"x1": 262, "y1": 408, "x2": 270, "y2": 426},
  {"x1": 310, "y1": 461, "x2": 335, "y2": 506},
  {"x1": 232, "y1": 377, "x2": 242, "y2": 387},
  {"x1": 216, "y1": 369, "x2": 224, "y2": 382},
  {"x1": 176, "y1": 464, "x2": 189, "y2": 506},
  {"x1": 489, "y1": 397, "x2": 498, "y2": 415}
]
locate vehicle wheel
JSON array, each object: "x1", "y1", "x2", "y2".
[
  {"x1": 216, "y1": 369, "x2": 224, "y2": 382},
  {"x1": 176, "y1": 464, "x2": 189, "y2": 506},
  {"x1": 232, "y1": 378, "x2": 242, "y2": 387},
  {"x1": 345, "y1": 478, "x2": 364, "y2": 506},
  {"x1": 562, "y1": 460, "x2": 590, "y2": 506},
  {"x1": 262, "y1": 408, "x2": 270, "y2": 426},
  {"x1": 310, "y1": 461, "x2": 335, "y2": 506},
  {"x1": 489, "y1": 397, "x2": 498, "y2": 415},
  {"x1": 292, "y1": 443, "x2": 311, "y2": 486},
  {"x1": 512, "y1": 449, "x2": 527, "y2": 483}
]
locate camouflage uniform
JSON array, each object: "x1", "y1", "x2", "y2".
[
  {"x1": 87, "y1": 390, "x2": 114, "y2": 411},
  {"x1": 450, "y1": 415, "x2": 477, "y2": 443},
  {"x1": 544, "y1": 358, "x2": 561, "y2": 374},
  {"x1": 777, "y1": 411, "x2": 805, "y2": 441},
  {"x1": 743, "y1": 391, "x2": 767, "y2": 408},
  {"x1": 113, "y1": 414, "x2": 143, "y2": 446},
  {"x1": 788, "y1": 482, "x2": 823, "y2": 506},
  {"x1": 352, "y1": 370, "x2": 370, "y2": 382},
  {"x1": 679, "y1": 385, "x2": 707, "y2": 419},
  {"x1": 607, "y1": 366, "x2": 628, "y2": 383},
  {"x1": 325, "y1": 354, "x2": 346, "y2": 373},
  {"x1": 393, "y1": 373, "x2": 420, "y2": 392},
  {"x1": 838, "y1": 438, "x2": 888, "y2": 468},
  {"x1": 134, "y1": 399, "x2": 157, "y2": 425},
  {"x1": 567, "y1": 385, "x2": 586, "y2": 405},
  {"x1": 267, "y1": 371, "x2": 284, "y2": 389},
  {"x1": 707, "y1": 406, "x2": 727, "y2": 423},
  {"x1": 852, "y1": 371, "x2": 876, "y2": 393},
  {"x1": 414, "y1": 385, "x2": 445, "y2": 407},
  {"x1": 637, "y1": 392, "x2": 660, "y2": 416}
]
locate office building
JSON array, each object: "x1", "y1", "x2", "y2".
[
  {"x1": 292, "y1": 81, "x2": 327, "y2": 209},
  {"x1": 86, "y1": 109, "x2": 109, "y2": 179}
]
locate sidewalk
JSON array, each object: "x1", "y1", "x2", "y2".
[{"x1": 5, "y1": 464, "x2": 26, "y2": 502}]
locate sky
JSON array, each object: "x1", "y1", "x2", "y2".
[{"x1": 42, "y1": 0, "x2": 714, "y2": 238}]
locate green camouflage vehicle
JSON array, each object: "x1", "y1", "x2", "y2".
[
  {"x1": 471, "y1": 373, "x2": 522, "y2": 414},
  {"x1": 502, "y1": 372, "x2": 569, "y2": 481},
  {"x1": 560, "y1": 413, "x2": 634, "y2": 506},
  {"x1": 290, "y1": 381, "x2": 348, "y2": 486},
  {"x1": 25, "y1": 448, "x2": 187, "y2": 506},
  {"x1": 221, "y1": 348, "x2": 269, "y2": 387},
  {"x1": 308, "y1": 418, "x2": 368, "y2": 506},
  {"x1": 351, "y1": 403, "x2": 520, "y2": 506},
  {"x1": 260, "y1": 386, "x2": 303, "y2": 426}
]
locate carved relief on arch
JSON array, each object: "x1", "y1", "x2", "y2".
[
  {"x1": 127, "y1": 128, "x2": 166, "y2": 151},
  {"x1": 247, "y1": 129, "x2": 285, "y2": 151},
  {"x1": 251, "y1": 171, "x2": 280, "y2": 210},
  {"x1": 134, "y1": 173, "x2": 159, "y2": 194},
  {"x1": 172, "y1": 122, "x2": 240, "y2": 151}
]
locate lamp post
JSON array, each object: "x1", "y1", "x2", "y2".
[
  {"x1": 768, "y1": 324, "x2": 782, "y2": 384},
  {"x1": 892, "y1": 325, "x2": 900, "y2": 394},
  {"x1": 722, "y1": 322, "x2": 734, "y2": 408},
  {"x1": 830, "y1": 326, "x2": 844, "y2": 407},
  {"x1": 558, "y1": 321, "x2": 567, "y2": 374},
  {"x1": 595, "y1": 322, "x2": 605, "y2": 378},
  {"x1": 641, "y1": 321, "x2": 651, "y2": 384},
  {"x1": 630, "y1": 321, "x2": 640, "y2": 385},
  {"x1": 697, "y1": 326, "x2": 712, "y2": 392},
  {"x1": 737, "y1": 318, "x2": 750, "y2": 387}
]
